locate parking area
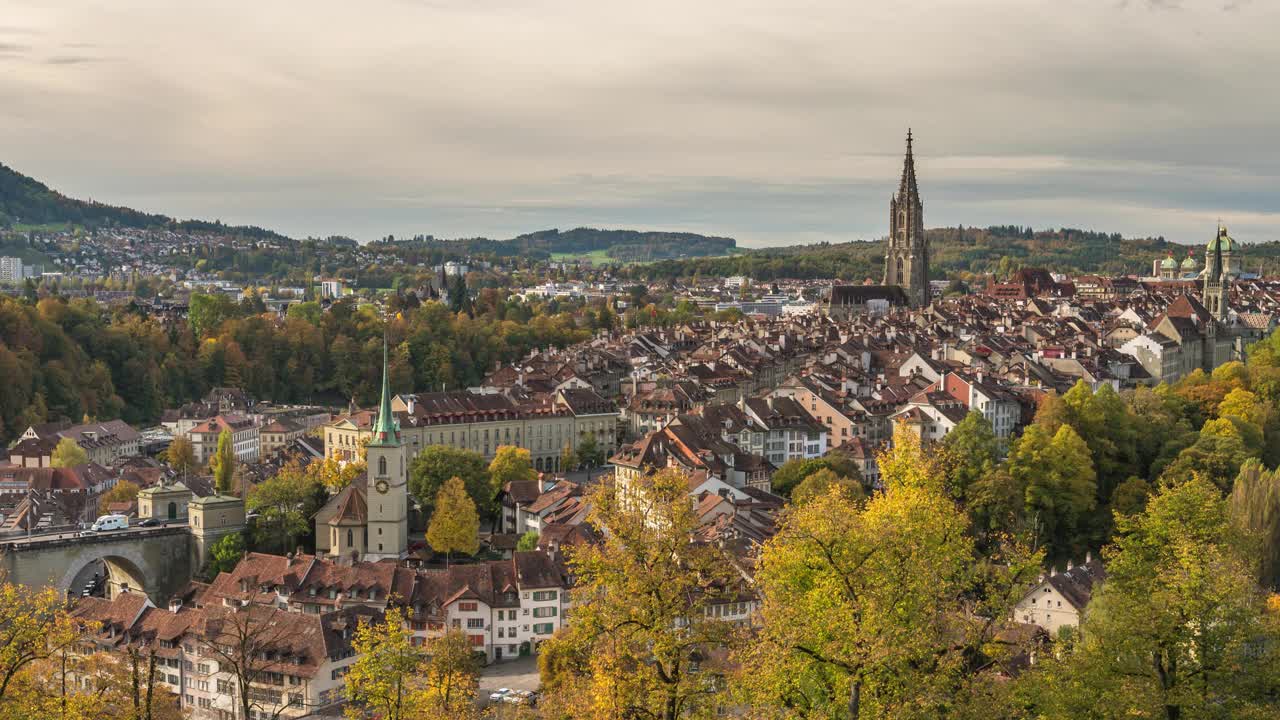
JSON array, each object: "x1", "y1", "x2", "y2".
[{"x1": 478, "y1": 655, "x2": 540, "y2": 708}]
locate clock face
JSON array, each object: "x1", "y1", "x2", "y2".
[{"x1": 375, "y1": 479, "x2": 390, "y2": 494}]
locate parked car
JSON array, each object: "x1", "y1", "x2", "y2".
[
  {"x1": 137, "y1": 518, "x2": 160, "y2": 527},
  {"x1": 79, "y1": 530, "x2": 97, "y2": 537},
  {"x1": 488, "y1": 689, "x2": 510, "y2": 703}
]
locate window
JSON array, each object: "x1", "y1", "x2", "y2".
[
  {"x1": 532, "y1": 623, "x2": 554, "y2": 635},
  {"x1": 532, "y1": 606, "x2": 557, "y2": 618},
  {"x1": 458, "y1": 602, "x2": 478, "y2": 612},
  {"x1": 378, "y1": 457, "x2": 387, "y2": 475},
  {"x1": 467, "y1": 618, "x2": 484, "y2": 629},
  {"x1": 531, "y1": 590, "x2": 557, "y2": 601}
]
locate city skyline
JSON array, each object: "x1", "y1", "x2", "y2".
[{"x1": 3, "y1": 0, "x2": 1278, "y2": 246}]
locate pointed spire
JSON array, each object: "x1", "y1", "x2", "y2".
[
  {"x1": 899, "y1": 128, "x2": 919, "y2": 199},
  {"x1": 372, "y1": 332, "x2": 399, "y2": 446}
]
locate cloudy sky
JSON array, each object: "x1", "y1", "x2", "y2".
[{"x1": 3, "y1": 0, "x2": 1278, "y2": 247}]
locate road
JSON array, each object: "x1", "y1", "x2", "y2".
[{"x1": 0, "y1": 519, "x2": 187, "y2": 547}]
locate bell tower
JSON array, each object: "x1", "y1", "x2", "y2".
[
  {"x1": 364, "y1": 336, "x2": 409, "y2": 561},
  {"x1": 884, "y1": 129, "x2": 929, "y2": 307}
]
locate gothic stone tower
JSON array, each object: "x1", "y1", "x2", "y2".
[
  {"x1": 364, "y1": 337, "x2": 409, "y2": 561},
  {"x1": 884, "y1": 130, "x2": 929, "y2": 307},
  {"x1": 1203, "y1": 224, "x2": 1232, "y2": 321}
]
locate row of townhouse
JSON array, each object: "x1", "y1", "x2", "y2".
[
  {"x1": 203, "y1": 549, "x2": 573, "y2": 663},
  {"x1": 189, "y1": 414, "x2": 261, "y2": 464},
  {"x1": 324, "y1": 387, "x2": 619, "y2": 473},
  {"x1": 70, "y1": 590, "x2": 374, "y2": 720}
]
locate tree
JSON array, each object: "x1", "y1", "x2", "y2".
[
  {"x1": 517, "y1": 530, "x2": 540, "y2": 551},
  {"x1": 576, "y1": 434, "x2": 604, "y2": 469},
  {"x1": 1022, "y1": 478, "x2": 1280, "y2": 719},
  {"x1": 770, "y1": 454, "x2": 863, "y2": 498},
  {"x1": 418, "y1": 629, "x2": 480, "y2": 714},
  {"x1": 164, "y1": 435, "x2": 197, "y2": 478},
  {"x1": 426, "y1": 477, "x2": 479, "y2": 565},
  {"x1": 210, "y1": 428, "x2": 236, "y2": 495},
  {"x1": 1230, "y1": 460, "x2": 1280, "y2": 589},
  {"x1": 540, "y1": 469, "x2": 739, "y2": 719},
  {"x1": 877, "y1": 421, "x2": 944, "y2": 490},
  {"x1": 345, "y1": 608, "x2": 425, "y2": 720},
  {"x1": 196, "y1": 606, "x2": 314, "y2": 720},
  {"x1": 50, "y1": 437, "x2": 88, "y2": 468},
  {"x1": 559, "y1": 442, "x2": 577, "y2": 472},
  {"x1": 205, "y1": 531, "x2": 245, "y2": 578},
  {"x1": 247, "y1": 460, "x2": 322, "y2": 553},
  {"x1": 98, "y1": 479, "x2": 140, "y2": 514},
  {"x1": 1007, "y1": 423, "x2": 1098, "y2": 558},
  {"x1": 791, "y1": 467, "x2": 864, "y2": 506},
  {"x1": 310, "y1": 455, "x2": 364, "y2": 492},
  {"x1": 940, "y1": 409, "x2": 999, "y2": 503},
  {"x1": 488, "y1": 445, "x2": 536, "y2": 498},
  {"x1": 0, "y1": 577, "x2": 77, "y2": 707},
  {"x1": 741, "y1": 480, "x2": 985, "y2": 718},
  {"x1": 187, "y1": 292, "x2": 237, "y2": 339},
  {"x1": 409, "y1": 446, "x2": 490, "y2": 515}
]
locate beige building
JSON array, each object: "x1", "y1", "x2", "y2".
[
  {"x1": 1012, "y1": 556, "x2": 1105, "y2": 636},
  {"x1": 324, "y1": 387, "x2": 619, "y2": 473}
]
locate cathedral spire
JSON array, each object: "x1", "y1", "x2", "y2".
[
  {"x1": 372, "y1": 333, "x2": 399, "y2": 446},
  {"x1": 899, "y1": 128, "x2": 919, "y2": 199}
]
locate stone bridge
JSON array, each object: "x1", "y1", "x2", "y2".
[{"x1": 0, "y1": 525, "x2": 195, "y2": 602}]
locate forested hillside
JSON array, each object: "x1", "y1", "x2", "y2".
[
  {"x1": 0, "y1": 291, "x2": 600, "y2": 443},
  {"x1": 0, "y1": 162, "x2": 288, "y2": 239}
]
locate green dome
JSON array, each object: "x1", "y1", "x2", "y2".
[
  {"x1": 1208, "y1": 224, "x2": 1235, "y2": 253},
  {"x1": 1160, "y1": 255, "x2": 1177, "y2": 269},
  {"x1": 1181, "y1": 254, "x2": 1198, "y2": 269}
]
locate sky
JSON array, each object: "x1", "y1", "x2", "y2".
[{"x1": 2, "y1": 0, "x2": 1278, "y2": 248}]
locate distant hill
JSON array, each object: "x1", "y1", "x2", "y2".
[
  {"x1": 629, "y1": 225, "x2": 1280, "y2": 282},
  {"x1": 0, "y1": 162, "x2": 290, "y2": 240},
  {"x1": 373, "y1": 227, "x2": 738, "y2": 263}
]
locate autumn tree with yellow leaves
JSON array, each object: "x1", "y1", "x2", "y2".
[
  {"x1": 538, "y1": 468, "x2": 741, "y2": 720},
  {"x1": 344, "y1": 609, "x2": 479, "y2": 720}
]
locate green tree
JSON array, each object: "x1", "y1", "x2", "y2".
[
  {"x1": 516, "y1": 530, "x2": 539, "y2": 551},
  {"x1": 205, "y1": 531, "x2": 245, "y2": 578},
  {"x1": 426, "y1": 477, "x2": 479, "y2": 565},
  {"x1": 285, "y1": 301, "x2": 322, "y2": 326},
  {"x1": 488, "y1": 445, "x2": 536, "y2": 498},
  {"x1": 771, "y1": 454, "x2": 863, "y2": 498},
  {"x1": 1023, "y1": 478, "x2": 1280, "y2": 719},
  {"x1": 50, "y1": 437, "x2": 88, "y2": 468},
  {"x1": 187, "y1": 292, "x2": 238, "y2": 339},
  {"x1": 791, "y1": 467, "x2": 864, "y2": 506},
  {"x1": 1230, "y1": 460, "x2": 1280, "y2": 589},
  {"x1": 246, "y1": 460, "x2": 322, "y2": 553},
  {"x1": 940, "y1": 409, "x2": 999, "y2": 503},
  {"x1": 210, "y1": 429, "x2": 236, "y2": 495},
  {"x1": 540, "y1": 468, "x2": 738, "y2": 719},
  {"x1": 409, "y1": 446, "x2": 490, "y2": 515},
  {"x1": 576, "y1": 434, "x2": 604, "y2": 468},
  {"x1": 1008, "y1": 423, "x2": 1097, "y2": 558}
]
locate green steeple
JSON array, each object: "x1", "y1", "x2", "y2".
[{"x1": 371, "y1": 335, "x2": 400, "y2": 447}]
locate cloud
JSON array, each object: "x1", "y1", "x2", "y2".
[{"x1": 0, "y1": 0, "x2": 1276, "y2": 245}]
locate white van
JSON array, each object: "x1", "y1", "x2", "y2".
[{"x1": 91, "y1": 514, "x2": 129, "y2": 532}]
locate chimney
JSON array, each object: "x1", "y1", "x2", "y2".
[
  {"x1": 168, "y1": 597, "x2": 183, "y2": 612},
  {"x1": 1066, "y1": 559, "x2": 1074, "y2": 571},
  {"x1": 1085, "y1": 551, "x2": 1092, "y2": 564}
]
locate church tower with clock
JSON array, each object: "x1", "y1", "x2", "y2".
[{"x1": 364, "y1": 338, "x2": 409, "y2": 561}]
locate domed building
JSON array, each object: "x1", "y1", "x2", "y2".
[
  {"x1": 1158, "y1": 253, "x2": 1178, "y2": 280},
  {"x1": 1180, "y1": 250, "x2": 1198, "y2": 278},
  {"x1": 1203, "y1": 223, "x2": 1242, "y2": 320}
]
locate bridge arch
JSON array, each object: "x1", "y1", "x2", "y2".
[{"x1": 58, "y1": 548, "x2": 150, "y2": 600}]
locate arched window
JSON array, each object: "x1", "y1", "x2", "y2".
[
  {"x1": 347, "y1": 529, "x2": 354, "y2": 548},
  {"x1": 167, "y1": 501, "x2": 177, "y2": 520},
  {"x1": 378, "y1": 457, "x2": 387, "y2": 476}
]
